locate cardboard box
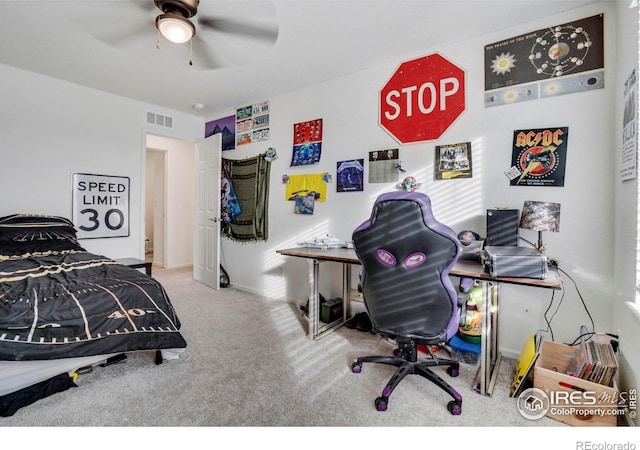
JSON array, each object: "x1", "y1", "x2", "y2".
[{"x1": 533, "y1": 340, "x2": 619, "y2": 426}]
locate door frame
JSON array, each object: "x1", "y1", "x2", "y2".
[
  {"x1": 141, "y1": 130, "x2": 200, "y2": 271},
  {"x1": 145, "y1": 148, "x2": 167, "y2": 267}
]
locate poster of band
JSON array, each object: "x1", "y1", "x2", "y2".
[
  {"x1": 337, "y1": 159, "x2": 364, "y2": 192},
  {"x1": 236, "y1": 100, "x2": 270, "y2": 146},
  {"x1": 72, "y1": 173, "x2": 130, "y2": 239},
  {"x1": 434, "y1": 142, "x2": 473, "y2": 180},
  {"x1": 368, "y1": 148, "x2": 399, "y2": 183},
  {"x1": 508, "y1": 127, "x2": 568, "y2": 187},
  {"x1": 484, "y1": 14, "x2": 604, "y2": 107}
]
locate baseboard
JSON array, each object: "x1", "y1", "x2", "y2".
[{"x1": 163, "y1": 263, "x2": 192, "y2": 270}]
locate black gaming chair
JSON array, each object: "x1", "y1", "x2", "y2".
[{"x1": 351, "y1": 191, "x2": 470, "y2": 414}]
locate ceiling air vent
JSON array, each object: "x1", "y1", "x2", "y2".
[{"x1": 146, "y1": 112, "x2": 173, "y2": 128}]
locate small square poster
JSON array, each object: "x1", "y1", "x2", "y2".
[
  {"x1": 435, "y1": 142, "x2": 472, "y2": 180},
  {"x1": 337, "y1": 159, "x2": 364, "y2": 192}
]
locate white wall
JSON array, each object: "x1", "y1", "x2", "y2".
[
  {"x1": 612, "y1": 0, "x2": 640, "y2": 427},
  {"x1": 0, "y1": 64, "x2": 203, "y2": 261},
  {"x1": 216, "y1": 2, "x2": 633, "y2": 360}
]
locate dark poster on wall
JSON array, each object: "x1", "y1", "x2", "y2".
[
  {"x1": 434, "y1": 142, "x2": 473, "y2": 180},
  {"x1": 205, "y1": 115, "x2": 236, "y2": 151},
  {"x1": 484, "y1": 14, "x2": 604, "y2": 107},
  {"x1": 336, "y1": 159, "x2": 364, "y2": 192},
  {"x1": 509, "y1": 127, "x2": 568, "y2": 187}
]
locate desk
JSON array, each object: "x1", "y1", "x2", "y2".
[
  {"x1": 114, "y1": 257, "x2": 152, "y2": 277},
  {"x1": 276, "y1": 247, "x2": 357, "y2": 340},
  {"x1": 276, "y1": 247, "x2": 562, "y2": 396}
]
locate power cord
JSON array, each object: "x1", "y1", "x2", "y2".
[
  {"x1": 558, "y1": 267, "x2": 596, "y2": 340},
  {"x1": 511, "y1": 241, "x2": 608, "y2": 350},
  {"x1": 535, "y1": 263, "x2": 598, "y2": 347},
  {"x1": 538, "y1": 262, "x2": 620, "y2": 355},
  {"x1": 535, "y1": 287, "x2": 563, "y2": 342},
  {"x1": 565, "y1": 330, "x2": 620, "y2": 354}
]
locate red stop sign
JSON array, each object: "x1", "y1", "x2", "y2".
[{"x1": 380, "y1": 53, "x2": 466, "y2": 144}]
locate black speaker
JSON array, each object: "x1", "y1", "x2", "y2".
[{"x1": 486, "y1": 209, "x2": 519, "y2": 246}]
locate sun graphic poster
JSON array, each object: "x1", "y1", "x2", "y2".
[
  {"x1": 509, "y1": 127, "x2": 568, "y2": 187},
  {"x1": 484, "y1": 14, "x2": 604, "y2": 107}
]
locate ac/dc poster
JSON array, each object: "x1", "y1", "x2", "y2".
[{"x1": 509, "y1": 127, "x2": 568, "y2": 187}]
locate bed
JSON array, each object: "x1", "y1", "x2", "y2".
[{"x1": 0, "y1": 214, "x2": 187, "y2": 415}]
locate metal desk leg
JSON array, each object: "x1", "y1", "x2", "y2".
[
  {"x1": 306, "y1": 259, "x2": 350, "y2": 340},
  {"x1": 487, "y1": 282, "x2": 502, "y2": 395},
  {"x1": 342, "y1": 263, "x2": 352, "y2": 323},
  {"x1": 307, "y1": 258, "x2": 320, "y2": 339},
  {"x1": 475, "y1": 281, "x2": 502, "y2": 396}
]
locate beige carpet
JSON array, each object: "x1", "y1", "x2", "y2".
[{"x1": 2, "y1": 266, "x2": 574, "y2": 429}]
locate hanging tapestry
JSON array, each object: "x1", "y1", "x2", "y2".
[
  {"x1": 221, "y1": 153, "x2": 271, "y2": 242},
  {"x1": 221, "y1": 166, "x2": 241, "y2": 223}
]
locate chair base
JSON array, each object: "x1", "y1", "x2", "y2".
[{"x1": 351, "y1": 343, "x2": 463, "y2": 414}]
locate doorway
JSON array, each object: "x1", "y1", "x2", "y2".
[
  {"x1": 145, "y1": 149, "x2": 166, "y2": 268},
  {"x1": 144, "y1": 132, "x2": 215, "y2": 278}
]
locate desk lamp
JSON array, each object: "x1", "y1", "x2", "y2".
[{"x1": 519, "y1": 201, "x2": 560, "y2": 253}]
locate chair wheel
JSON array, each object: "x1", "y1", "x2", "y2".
[
  {"x1": 447, "y1": 364, "x2": 459, "y2": 377},
  {"x1": 375, "y1": 397, "x2": 388, "y2": 411},
  {"x1": 447, "y1": 400, "x2": 462, "y2": 415},
  {"x1": 351, "y1": 362, "x2": 362, "y2": 373}
]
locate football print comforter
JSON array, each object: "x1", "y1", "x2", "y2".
[{"x1": 0, "y1": 214, "x2": 187, "y2": 361}]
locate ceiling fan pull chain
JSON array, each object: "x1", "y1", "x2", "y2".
[
  {"x1": 189, "y1": 40, "x2": 193, "y2": 66},
  {"x1": 156, "y1": 29, "x2": 161, "y2": 50}
]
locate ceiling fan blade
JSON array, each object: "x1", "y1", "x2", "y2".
[
  {"x1": 197, "y1": 16, "x2": 279, "y2": 45},
  {"x1": 190, "y1": 35, "x2": 228, "y2": 70},
  {"x1": 65, "y1": 1, "x2": 157, "y2": 52}
]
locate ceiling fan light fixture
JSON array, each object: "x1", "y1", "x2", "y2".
[{"x1": 156, "y1": 12, "x2": 196, "y2": 44}]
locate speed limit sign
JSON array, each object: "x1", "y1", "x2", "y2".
[{"x1": 72, "y1": 173, "x2": 130, "y2": 239}]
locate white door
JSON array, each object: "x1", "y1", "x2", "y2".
[{"x1": 194, "y1": 134, "x2": 221, "y2": 289}]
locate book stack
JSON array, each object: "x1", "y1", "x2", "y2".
[{"x1": 566, "y1": 338, "x2": 618, "y2": 387}]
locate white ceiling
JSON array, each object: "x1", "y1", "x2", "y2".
[{"x1": 0, "y1": 0, "x2": 601, "y2": 118}]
